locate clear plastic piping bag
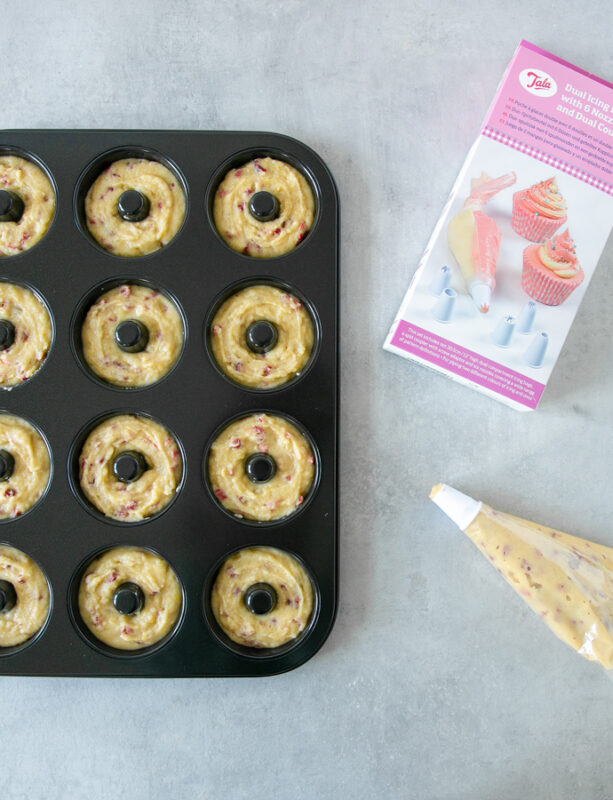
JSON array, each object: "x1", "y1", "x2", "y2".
[{"x1": 431, "y1": 483, "x2": 613, "y2": 670}]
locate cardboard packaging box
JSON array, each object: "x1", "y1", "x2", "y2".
[{"x1": 384, "y1": 41, "x2": 613, "y2": 410}]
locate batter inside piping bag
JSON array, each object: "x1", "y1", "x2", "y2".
[{"x1": 431, "y1": 483, "x2": 613, "y2": 669}]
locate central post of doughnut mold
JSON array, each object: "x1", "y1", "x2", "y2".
[
  {"x1": 0, "y1": 579, "x2": 17, "y2": 612},
  {"x1": 117, "y1": 189, "x2": 150, "y2": 222},
  {"x1": 244, "y1": 453, "x2": 277, "y2": 483},
  {"x1": 245, "y1": 320, "x2": 279, "y2": 354},
  {"x1": 244, "y1": 583, "x2": 277, "y2": 615},
  {"x1": 0, "y1": 190, "x2": 24, "y2": 223},
  {"x1": 0, "y1": 449, "x2": 15, "y2": 482},
  {"x1": 112, "y1": 582, "x2": 145, "y2": 615},
  {"x1": 0, "y1": 320, "x2": 16, "y2": 352},
  {"x1": 114, "y1": 319, "x2": 149, "y2": 353},
  {"x1": 248, "y1": 191, "x2": 280, "y2": 222},
  {"x1": 112, "y1": 451, "x2": 149, "y2": 483}
]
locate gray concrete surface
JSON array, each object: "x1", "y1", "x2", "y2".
[{"x1": 3, "y1": 1, "x2": 613, "y2": 798}]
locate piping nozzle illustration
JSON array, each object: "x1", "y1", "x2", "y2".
[
  {"x1": 524, "y1": 331, "x2": 549, "y2": 368},
  {"x1": 431, "y1": 288, "x2": 456, "y2": 323},
  {"x1": 516, "y1": 301, "x2": 536, "y2": 334},
  {"x1": 429, "y1": 265, "x2": 452, "y2": 296},
  {"x1": 491, "y1": 313, "x2": 516, "y2": 347}
]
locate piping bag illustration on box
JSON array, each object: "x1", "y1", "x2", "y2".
[
  {"x1": 447, "y1": 172, "x2": 516, "y2": 313},
  {"x1": 431, "y1": 483, "x2": 613, "y2": 669}
]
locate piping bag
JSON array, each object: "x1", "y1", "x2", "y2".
[
  {"x1": 430, "y1": 483, "x2": 613, "y2": 669},
  {"x1": 447, "y1": 172, "x2": 516, "y2": 313}
]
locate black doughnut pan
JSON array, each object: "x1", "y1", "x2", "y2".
[{"x1": 0, "y1": 130, "x2": 338, "y2": 677}]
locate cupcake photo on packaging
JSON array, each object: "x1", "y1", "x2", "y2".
[
  {"x1": 521, "y1": 229, "x2": 584, "y2": 306},
  {"x1": 511, "y1": 177, "x2": 567, "y2": 242}
]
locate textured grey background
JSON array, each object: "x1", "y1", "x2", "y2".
[{"x1": 3, "y1": 1, "x2": 613, "y2": 798}]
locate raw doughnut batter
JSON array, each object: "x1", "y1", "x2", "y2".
[
  {"x1": 0, "y1": 282, "x2": 52, "y2": 387},
  {"x1": 210, "y1": 285, "x2": 314, "y2": 388},
  {"x1": 208, "y1": 413, "x2": 316, "y2": 522},
  {"x1": 79, "y1": 414, "x2": 182, "y2": 521},
  {"x1": 85, "y1": 158, "x2": 185, "y2": 256},
  {"x1": 213, "y1": 157, "x2": 315, "y2": 258},
  {"x1": 0, "y1": 155, "x2": 55, "y2": 256},
  {"x1": 0, "y1": 414, "x2": 51, "y2": 519},
  {"x1": 78, "y1": 546, "x2": 182, "y2": 650},
  {"x1": 211, "y1": 546, "x2": 314, "y2": 648},
  {"x1": 0, "y1": 545, "x2": 50, "y2": 647},
  {"x1": 82, "y1": 284, "x2": 183, "y2": 387}
]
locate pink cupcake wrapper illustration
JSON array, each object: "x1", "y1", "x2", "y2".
[
  {"x1": 512, "y1": 192, "x2": 566, "y2": 242},
  {"x1": 521, "y1": 245, "x2": 584, "y2": 305}
]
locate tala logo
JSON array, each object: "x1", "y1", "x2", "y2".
[{"x1": 519, "y1": 68, "x2": 557, "y2": 98}]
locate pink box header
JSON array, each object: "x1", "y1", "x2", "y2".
[{"x1": 484, "y1": 41, "x2": 613, "y2": 192}]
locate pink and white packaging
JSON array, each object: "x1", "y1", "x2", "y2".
[{"x1": 384, "y1": 41, "x2": 613, "y2": 410}]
